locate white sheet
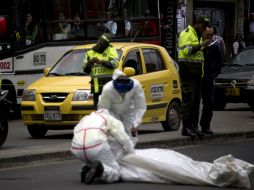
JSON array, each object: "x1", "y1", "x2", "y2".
[{"x1": 119, "y1": 148, "x2": 254, "y2": 188}]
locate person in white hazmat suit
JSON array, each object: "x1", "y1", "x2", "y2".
[
  {"x1": 70, "y1": 109, "x2": 134, "y2": 184},
  {"x1": 71, "y1": 110, "x2": 254, "y2": 188},
  {"x1": 97, "y1": 69, "x2": 146, "y2": 145}
]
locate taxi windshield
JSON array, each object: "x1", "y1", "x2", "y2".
[{"x1": 48, "y1": 49, "x2": 122, "y2": 76}]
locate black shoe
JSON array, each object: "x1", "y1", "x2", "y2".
[
  {"x1": 84, "y1": 161, "x2": 104, "y2": 184},
  {"x1": 202, "y1": 129, "x2": 214, "y2": 135},
  {"x1": 81, "y1": 165, "x2": 91, "y2": 183},
  {"x1": 182, "y1": 128, "x2": 197, "y2": 137},
  {"x1": 193, "y1": 129, "x2": 205, "y2": 136}
]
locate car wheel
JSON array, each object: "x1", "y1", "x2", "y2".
[
  {"x1": 161, "y1": 102, "x2": 181, "y2": 131},
  {"x1": 214, "y1": 102, "x2": 226, "y2": 111},
  {"x1": 27, "y1": 125, "x2": 47, "y2": 138}
]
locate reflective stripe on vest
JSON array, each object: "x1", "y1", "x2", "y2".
[{"x1": 94, "y1": 78, "x2": 99, "y2": 93}]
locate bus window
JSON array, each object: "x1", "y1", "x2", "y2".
[{"x1": 0, "y1": 0, "x2": 162, "y2": 111}]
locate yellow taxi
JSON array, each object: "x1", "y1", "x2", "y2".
[{"x1": 21, "y1": 43, "x2": 182, "y2": 138}]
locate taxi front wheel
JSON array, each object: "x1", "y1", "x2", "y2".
[
  {"x1": 27, "y1": 125, "x2": 48, "y2": 138},
  {"x1": 161, "y1": 102, "x2": 181, "y2": 131}
]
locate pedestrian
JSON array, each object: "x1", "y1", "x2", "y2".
[
  {"x1": 178, "y1": 15, "x2": 212, "y2": 137},
  {"x1": 211, "y1": 26, "x2": 226, "y2": 62},
  {"x1": 232, "y1": 33, "x2": 246, "y2": 57},
  {"x1": 124, "y1": 8, "x2": 131, "y2": 36},
  {"x1": 71, "y1": 109, "x2": 134, "y2": 184},
  {"x1": 53, "y1": 11, "x2": 71, "y2": 40},
  {"x1": 97, "y1": 69, "x2": 146, "y2": 145},
  {"x1": 200, "y1": 27, "x2": 222, "y2": 135},
  {"x1": 83, "y1": 33, "x2": 118, "y2": 106},
  {"x1": 70, "y1": 16, "x2": 84, "y2": 39},
  {"x1": 103, "y1": 10, "x2": 118, "y2": 37},
  {"x1": 25, "y1": 13, "x2": 38, "y2": 45},
  {"x1": 143, "y1": 9, "x2": 157, "y2": 35}
]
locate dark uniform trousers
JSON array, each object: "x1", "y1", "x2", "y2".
[
  {"x1": 179, "y1": 64, "x2": 202, "y2": 130},
  {"x1": 200, "y1": 76, "x2": 215, "y2": 130},
  {"x1": 91, "y1": 77, "x2": 112, "y2": 106}
]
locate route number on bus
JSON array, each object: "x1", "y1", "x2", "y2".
[
  {"x1": 33, "y1": 52, "x2": 46, "y2": 65},
  {"x1": 0, "y1": 58, "x2": 14, "y2": 73}
]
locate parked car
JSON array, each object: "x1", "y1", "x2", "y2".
[
  {"x1": 214, "y1": 46, "x2": 254, "y2": 111},
  {"x1": 21, "y1": 43, "x2": 182, "y2": 138}
]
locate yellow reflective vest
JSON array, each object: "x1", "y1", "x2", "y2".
[
  {"x1": 178, "y1": 25, "x2": 204, "y2": 76},
  {"x1": 84, "y1": 45, "x2": 118, "y2": 93}
]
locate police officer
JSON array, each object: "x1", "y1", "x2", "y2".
[
  {"x1": 83, "y1": 33, "x2": 118, "y2": 106},
  {"x1": 178, "y1": 16, "x2": 212, "y2": 137}
]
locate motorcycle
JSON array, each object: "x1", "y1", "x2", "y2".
[{"x1": 0, "y1": 90, "x2": 10, "y2": 147}]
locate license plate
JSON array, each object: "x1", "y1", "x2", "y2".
[
  {"x1": 225, "y1": 88, "x2": 240, "y2": 96},
  {"x1": 44, "y1": 111, "x2": 62, "y2": 121}
]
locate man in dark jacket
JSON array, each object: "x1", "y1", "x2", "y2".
[{"x1": 200, "y1": 27, "x2": 222, "y2": 134}]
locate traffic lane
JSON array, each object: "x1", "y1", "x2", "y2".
[
  {"x1": 1, "y1": 139, "x2": 253, "y2": 190},
  {"x1": 3, "y1": 103, "x2": 253, "y2": 149},
  {"x1": 3, "y1": 120, "x2": 164, "y2": 150}
]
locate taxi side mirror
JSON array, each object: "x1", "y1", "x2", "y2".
[
  {"x1": 123, "y1": 67, "x2": 135, "y2": 76},
  {"x1": 43, "y1": 67, "x2": 50, "y2": 76}
]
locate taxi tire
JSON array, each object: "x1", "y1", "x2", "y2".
[
  {"x1": 161, "y1": 102, "x2": 181, "y2": 131},
  {"x1": 27, "y1": 125, "x2": 48, "y2": 138}
]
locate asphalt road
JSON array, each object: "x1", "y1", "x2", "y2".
[{"x1": 0, "y1": 138, "x2": 253, "y2": 190}]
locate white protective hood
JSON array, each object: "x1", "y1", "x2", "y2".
[{"x1": 112, "y1": 69, "x2": 126, "y2": 80}]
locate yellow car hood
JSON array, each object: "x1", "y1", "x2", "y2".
[{"x1": 28, "y1": 76, "x2": 91, "y2": 92}]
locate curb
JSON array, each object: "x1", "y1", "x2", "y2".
[{"x1": 1, "y1": 131, "x2": 254, "y2": 170}]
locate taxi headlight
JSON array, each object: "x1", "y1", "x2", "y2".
[
  {"x1": 22, "y1": 89, "x2": 36, "y2": 101},
  {"x1": 73, "y1": 90, "x2": 91, "y2": 101}
]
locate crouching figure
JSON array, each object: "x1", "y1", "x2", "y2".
[{"x1": 70, "y1": 109, "x2": 134, "y2": 184}]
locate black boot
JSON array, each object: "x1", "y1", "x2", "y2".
[
  {"x1": 193, "y1": 128, "x2": 205, "y2": 136},
  {"x1": 182, "y1": 128, "x2": 197, "y2": 136},
  {"x1": 84, "y1": 161, "x2": 104, "y2": 184},
  {"x1": 81, "y1": 165, "x2": 91, "y2": 183},
  {"x1": 202, "y1": 128, "x2": 214, "y2": 135},
  {"x1": 182, "y1": 120, "x2": 197, "y2": 137}
]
